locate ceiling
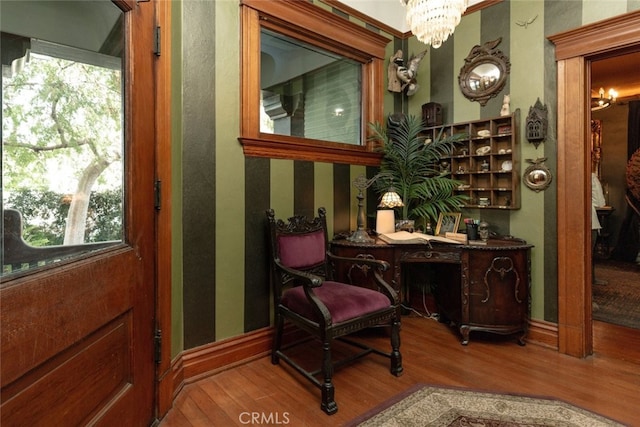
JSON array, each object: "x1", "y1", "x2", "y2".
[
  {"x1": 341, "y1": 0, "x2": 640, "y2": 103},
  {"x1": 591, "y1": 51, "x2": 640, "y2": 102},
  {"x1": 340, "y1": 0, "x2": 483, "y2": 33}
]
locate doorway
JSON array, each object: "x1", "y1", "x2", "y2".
[
  {"x1": 590, "y1": 52, "x2": 640, "y2": 330},
  {"x1": 550, "y1": 9, "x2": 640, "y2": 357}
]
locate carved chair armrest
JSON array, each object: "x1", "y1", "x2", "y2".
[
  {"x1": 274, "y1": 260, "x2": 332, "y2": 325},
  {"x1": 370, "y1": 269, "x2": 400, "y2": 305},
  {"x1": 326, "y1": 252, "x2": 399, "y2": 304},
  {"x1": 274, "y1": 260, "x2": 323, "y2": 287}
]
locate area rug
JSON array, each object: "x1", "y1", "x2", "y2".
[
  {"x1": 593, "y1": 260, "x2": 640, "y2": 329},
  {"x1": 346, "y1": 385, "x2": 625, "y2": 427}
]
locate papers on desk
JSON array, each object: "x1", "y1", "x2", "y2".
[{"x1": 378, "y1": 231, "x2": 460, "y2": 245}]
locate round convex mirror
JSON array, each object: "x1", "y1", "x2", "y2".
[
  {"x1": 523, "y1": 159, "x2": 552, "y2": 192},
  {"x1": 459, "y1": 38, "x2": 510, "y2": 106},
  {"x1": 468, "y1": 63, "x2": 501, "y2": 92}
]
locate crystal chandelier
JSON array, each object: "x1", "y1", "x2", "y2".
[{"x1": 401, "y1": 0, "x2": 469, "y2": 48}]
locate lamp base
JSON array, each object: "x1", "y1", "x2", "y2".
[{"x1": 347, "y1": 229, "x2": 374, "y2": 243}]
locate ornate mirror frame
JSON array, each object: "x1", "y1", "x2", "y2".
[
  {"x1": 458, "y1": 38, "x2": 511, "y2": 106},
  {"x1": 523, "y1": 158, "x2": 552, "y2": 192}
]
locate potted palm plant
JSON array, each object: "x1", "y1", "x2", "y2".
[{"x1": 369, "y1": 114, "x2": 468, "y2": 230}]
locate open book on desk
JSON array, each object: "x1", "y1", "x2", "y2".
[{"x1": 378, "y1": 231, "x2": 461, "y2": 245}]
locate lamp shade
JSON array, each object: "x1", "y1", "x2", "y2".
[
  {"x1": 379, "y1": 189, "x2": 404, "y2": 208},
  {"x1": 376, "y1": 210, "x2": 396, "y2": 234}
]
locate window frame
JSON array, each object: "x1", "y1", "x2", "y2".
[{"x1": 239, "y1": 0, "x2": 389, "y2": 166}]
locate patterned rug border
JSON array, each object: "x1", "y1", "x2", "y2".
[
  {"x1": 593, "y1": 261, "x2": 640, "y2": 329},
  {"x1": 344, "y1": 384, "x2": 627, "y2": 427}
]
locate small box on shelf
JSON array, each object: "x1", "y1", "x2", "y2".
[{"x1": 497, "y1": 124, "x2": 511, "y2": 135}]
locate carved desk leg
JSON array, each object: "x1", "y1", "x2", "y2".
[{"x1": 459, "y1": 325, "x2": 471, "y2": 346}]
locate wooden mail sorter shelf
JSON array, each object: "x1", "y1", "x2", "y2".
[{"x1": 424, "y1": 110, "x2": 521, "y2": 209}]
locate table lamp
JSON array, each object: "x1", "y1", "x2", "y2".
[{"x1": 376, "y1": 188, "x2": 403, "y2": 234}]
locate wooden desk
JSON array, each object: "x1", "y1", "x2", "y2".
[{"x1": 331, "y1": 237, "x2": 533, "y2": 345}]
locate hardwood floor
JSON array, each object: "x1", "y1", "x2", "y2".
[{"x1": 159, "y1": 317, "x2": 640, "y2": 426}]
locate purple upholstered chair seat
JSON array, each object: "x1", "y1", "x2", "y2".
[{"x1": 281, "y1": 281, "x2": 391, "y2": 324}]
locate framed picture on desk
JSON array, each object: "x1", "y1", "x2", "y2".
[{"x1": 435, "y1": 212, "x2": 461, "y2": 236}]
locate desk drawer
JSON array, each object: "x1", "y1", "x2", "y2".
[{"x1": 398, "y1": 246, "x2": 462, "y2": 264}]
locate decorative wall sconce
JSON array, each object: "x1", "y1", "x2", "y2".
[
  {"x1": 525, "y1": 98, "x2": 548, "y2": 149},
  {"x1": 591, "y1": 87, "x2": 617, "y2": 111}
]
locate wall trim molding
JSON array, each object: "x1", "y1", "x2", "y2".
[
  {"x1": 527, "y1": 319, "x2": 559, "y2": 350},
  {"x1": 170, "y1": 325, "x2": 308, "y2": 395},
  {"x1": 170, "y1": 353, "x2": 185, "y2": 402},
  {"x1": 181, "y1": 327, "x2": 273, "y2": 384}
]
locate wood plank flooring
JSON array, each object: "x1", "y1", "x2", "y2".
[{"x1": 159, "y1": 317, "x2": 640, "y2": 426}]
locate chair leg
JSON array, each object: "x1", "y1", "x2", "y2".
[
  {"x1": 390, "y1": 316, "x2": 403, "y2": 377},
  {"x1": 272, "y1": 314, "x2": 284, "y2": 365},
  {"x1": 320, "y1": 340, "x2": 338, "y2": 415}
]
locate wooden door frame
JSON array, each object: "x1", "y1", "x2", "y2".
[
  {"x1": 154, "y1": 0, "x2": 174, "y2": 419},
  {"x1": 549, "y1": 10, "x2": 640, "y2": 357}
]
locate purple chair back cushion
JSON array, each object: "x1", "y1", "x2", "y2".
[
  {"x1": 277, "y1": 230, "x2": 326, "y2": 269},
  {"x1": 281, "y1": 281, "x2": 391, "y2": 324}
]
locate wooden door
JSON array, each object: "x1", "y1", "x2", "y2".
[{"x1": 1, "y1": 1, "x2": 157, "y2": 425}]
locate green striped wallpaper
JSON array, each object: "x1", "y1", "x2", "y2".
[{"x1": 174, "y1": 0, "x2": 640, "y2": 354}]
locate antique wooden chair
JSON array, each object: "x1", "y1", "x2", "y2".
[{"x1": 266, "y1": 208, "x2": 403, "y2": 415}]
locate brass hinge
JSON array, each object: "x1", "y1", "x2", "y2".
[
  {"x1": 154, "y1": 26, "x2": 161, "y2": 57},
  {"x1": 154, "y1": 180, "x2": 162, "y2": 210},
  {"x1": 154, "y1": 329, "x2": 162, "y2": 364}
]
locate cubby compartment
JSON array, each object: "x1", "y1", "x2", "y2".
[{"x1": 424, "y1": 110, "x2": 520, "y2": 209}]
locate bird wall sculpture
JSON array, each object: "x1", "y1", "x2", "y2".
[{"x1": 387, "y1": 49, "x2": 427, "y2": 96}]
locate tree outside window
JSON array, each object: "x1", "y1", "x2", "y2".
[{"x1": 2, "y1": 45, "x2": 123, "y2": 255}]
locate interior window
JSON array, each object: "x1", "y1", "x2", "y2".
[
  {"x1": 261, "y1": 29, "x2": 362, "y2": 145},
  {"x1": 240, "y1": 0, "x2": 390, "y2": 166}
]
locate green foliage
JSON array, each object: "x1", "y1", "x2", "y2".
[
  {"x1": 3, "y1": 50, "x2": 123, "y2": 243},
  {"x1": 3, "y1": 55, "x2": 122, "y2": 189},
  {"x1": 368, "y1": 114, "x2": 469, "y2": 224},
  {"x1": 84, "y1": 190, "x2": 123, "y2": 242},
  {"x1": 6, "y1": 189, "x2": 122, "y2": 246},
  {"x1": 6, "y1": 190, "x2": 68, "y2": 245}
]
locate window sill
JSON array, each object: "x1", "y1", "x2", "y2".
[{"x1": 239, "y1": 135, "x2": 383, "y2": 166}]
